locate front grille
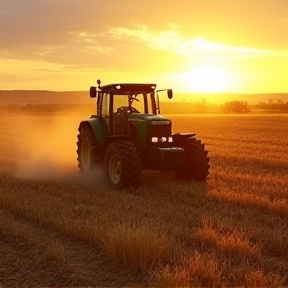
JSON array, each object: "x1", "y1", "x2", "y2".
[{"x1": 147, "y1": 123, "x2": 171, "y2": 138}]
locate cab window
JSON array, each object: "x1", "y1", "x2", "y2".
[
  {"x1": 113, "y1": 94, "x2": 128, "y2": 113},
  {"x1": 101, "y1": 93, "x2": 110, "y2": 117}
]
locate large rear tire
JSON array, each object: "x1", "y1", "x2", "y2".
[
  {"x1": 175, "y1": 137, "x2": 210, "y2": 181},
  {"x1": 105, "y1": 140, "x2": 141, "y2": 189},
  {"x1": 76, "y1": 124, "x2": 99, "y2": 172}
]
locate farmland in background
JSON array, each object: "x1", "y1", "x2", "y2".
[{"x1": 0, "y1": 106, "x2": 288, "y2": 287}]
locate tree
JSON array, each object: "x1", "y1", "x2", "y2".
[{"x1": 222, "y1": 101, "x2": 250, "y2": 113}]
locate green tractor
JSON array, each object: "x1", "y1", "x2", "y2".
[{"x1": 76, "y1": 80, "x2": 210, "y2": 189}]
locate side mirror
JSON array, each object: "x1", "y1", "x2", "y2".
[
  {"x1": 90, "y1": 86, "x2": 97, "y2": 98},
  {"x1": 167, "y1": 89, "x2": 173, "y2": 99}
]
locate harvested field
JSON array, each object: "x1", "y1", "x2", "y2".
[{"x1": 0, "y1": 110, "x2": 288, "y2": 287}]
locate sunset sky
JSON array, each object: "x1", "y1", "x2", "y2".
[{"x1": 1, "y1": 0, "x2": 288, "y2": 93}]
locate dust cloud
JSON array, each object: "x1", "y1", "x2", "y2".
[{"x1": 11, "y1": 112, "x2": 85, "y2": 181}]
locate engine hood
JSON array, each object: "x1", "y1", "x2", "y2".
[{"x1": 128, "y1": 113, "x2": 170, "y2": 123}]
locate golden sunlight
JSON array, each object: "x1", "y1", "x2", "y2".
[{"x1": 181, "y1": 65, "x2": 233, "y2": 93}]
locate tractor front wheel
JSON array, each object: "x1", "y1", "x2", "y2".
[{"x1": 105, "y1": 140, "x2": 141, "y2": 189}]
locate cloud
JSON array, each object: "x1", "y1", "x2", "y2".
[
  {"x1": 2, "y1": 23, "x2": 287, "y2": 85},
  {"x1": 70, "y1": 31, "x2": 114, "y2": 54},
  {"x1": 108, "y1": 24, "x2": 288, "y2": 59},
  {"x1": 0, "y1": 58, "x2": 69, "y2": 76},
  {"x1": 1, "y1": 0, "x2": 287, "y2": 66}
]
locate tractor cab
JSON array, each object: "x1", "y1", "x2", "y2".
[
  {"x1": 89, "y1": 80, "x2": 173, "y2": 137},
  {"x1": 90, "y1": 80, "x2": 173, "y2": 115}
]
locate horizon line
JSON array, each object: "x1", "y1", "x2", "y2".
[{"x1": 1, "y1": 90, "x2": 288, "y2": 95}]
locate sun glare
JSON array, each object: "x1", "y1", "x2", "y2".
[{"x1": 180, "y1": 65, "x2": 232, "y2": 93}]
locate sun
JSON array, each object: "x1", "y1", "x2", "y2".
[
  {"x1": 191, "y1": 66, "x2": 228, "y2": 92},
  {"x1": 179, "y1": 65, "x2": 233, "y2": 93}
]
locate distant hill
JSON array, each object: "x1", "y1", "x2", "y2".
[{"x1": 0, "y1": 90, "x2": 287, "y2": 105}]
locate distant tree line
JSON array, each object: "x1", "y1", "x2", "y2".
[
  {"x1": 252, "y1": 102, "x2": 288, "y2": 112},
  {"x1": 220, "y1": 101, "x2": 250, "y2": 113}
]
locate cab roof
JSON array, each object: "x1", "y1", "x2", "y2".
[{"x1": 99, "y1": 83, "x2": 157, "y2": 94}]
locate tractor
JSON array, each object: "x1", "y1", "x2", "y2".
[{"x1": 76, "y1": 80, "x2": 210, "y2": 189}]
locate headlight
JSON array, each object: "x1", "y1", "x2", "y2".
[
  {"x1": 151, "y1": 137, "x2": 173, "y2": 143},
  {"x1": 150, "y1": 120, "x2": 171, "y2": 125}
]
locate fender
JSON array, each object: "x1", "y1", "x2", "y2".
[
  {"x1": 172, "y1": 133, "x2": 196, "y2": 146},
  {"x1": 78, "y1": 118, "x2": 107, "y2": 144}
]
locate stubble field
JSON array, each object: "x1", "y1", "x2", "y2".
[{"x1": 0, "y1": 109, "x2": 288, "y2": 288}]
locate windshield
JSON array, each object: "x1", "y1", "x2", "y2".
[{"x1": 113, "y1": 92, "x2": 157, "y2": 114}]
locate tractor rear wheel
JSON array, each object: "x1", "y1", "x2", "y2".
[
  {"x1": 175, "y1": 137, "x2": 210, "y2": 181},
  {"x1": 105, "y1": 140, "x2": 141, "y2": 189},
  {"x1": 76, "y1": 124, "x2": 99, "y2": 172}
]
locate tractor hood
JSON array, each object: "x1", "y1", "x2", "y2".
[
  {"x1": 127, "y1": 113, "x2": 172, "y2": 149},
  {"x1": 128, "y1": 113, "x2": 171, "y2": 123}
]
